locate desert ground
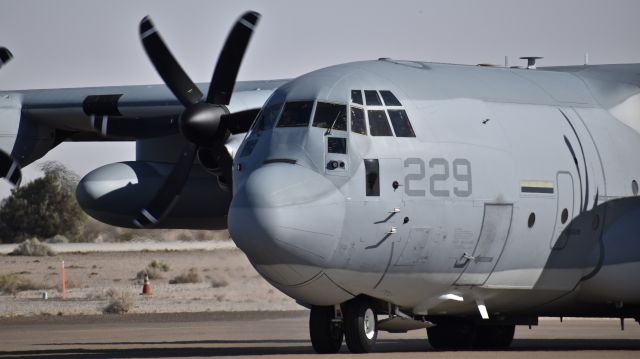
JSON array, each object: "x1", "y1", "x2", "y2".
[{"x1": 0, "y1": 241, "x2": 301, "y2": 317}]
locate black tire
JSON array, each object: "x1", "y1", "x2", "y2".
[
  {"x1": 343, "y1": 299, "x2": 378, "y2": 353},
  {"x1": 473, "y1": 324, "x2": 515, "y2": 349},
  {"x1": 310, "y1": 306, "x2": 343, "y2": 354},
  {"x1": 427, "y1": 319, "x2": 476, "y2": 350}
]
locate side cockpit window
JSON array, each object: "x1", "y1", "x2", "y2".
[
  {"x1": 351, "y1": 90, "x2": 363, "y2": 105},
  {"x1": 313, "y1": 102, "x2": 347, "y2": 131},
  {"x1": 380, "y1": 90, "x2": 402, "y2": 106},
  {"x1": 368, "y1": 110, "x2": 393, "y2": 136},
  {"x1": 277, "y1": 101, "x2": 313, "y2": 127},
  {"x1": 388, "y1": 110, "x2": 415, "y2": 137},
  {"x1": 350, "y1": 89, "x2": 416, "y2": 138},
  {"x1": 364, "y1": 90, "x2": 383, "y2": 106},
  {"x1": 350, "y1": 107, "x2": 367, "y2": 135}
]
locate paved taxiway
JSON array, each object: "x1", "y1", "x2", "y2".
[{"x1": 2, "y1": 311, "x2": 640, "y2": 358}]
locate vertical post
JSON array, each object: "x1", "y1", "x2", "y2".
[
  {"x1": 584, "y1": 52, "x2": 589, "y2": 66},
  {"x1": 61, "y1": 260, "x2": 67, "y2": 300},
  {"x1": 504, "y1": 55, "x2": 509, "y2": 68}
]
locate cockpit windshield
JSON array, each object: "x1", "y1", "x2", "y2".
[
  {"x1": 254, "y1": 90, "x2": 286, "y2": 132},
  {"x1": 313, "y1": 102, "x2": 347, "y2": 131},
  {"x1": 277, "y1": 101, "x2": 314, "y2": 127}
]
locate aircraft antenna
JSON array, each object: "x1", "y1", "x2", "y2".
[
  {"x1": 520, "y1": 56, "x2": 543, "y2": 70},
  {"x1": 584, "y1": 52, "x2": 589, "y2": 66}
]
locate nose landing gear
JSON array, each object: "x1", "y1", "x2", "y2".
[{"x1": 309, "y1": 299, "x2": 379, "y2": 354}]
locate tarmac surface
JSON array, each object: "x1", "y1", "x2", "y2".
[{"x1": 2, "y1": 311, "x2": 640, "y2": 358}]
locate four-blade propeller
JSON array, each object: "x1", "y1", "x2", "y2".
[{"x1": 133, "y1": 11, "x2": 261, "y2": 228}]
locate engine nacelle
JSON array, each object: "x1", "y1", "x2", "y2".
[{"x1": 76, "y1": 161, "x2": 231, "y2": 229}]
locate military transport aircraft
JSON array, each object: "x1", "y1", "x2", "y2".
[{"x1": 2, "y1": 10, "x2": 640, "y2": 354}]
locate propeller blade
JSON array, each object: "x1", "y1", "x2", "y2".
[
  {"x1": 221, "y1": 108, "x2": 261, "y2": 134},
  {"x1": 133, "y1": 142, "x2": 198, "y2": 228},
  {"x1": 0, "y1": 149, "x2": 22, "y2": 187},
  {"x1": 206, "y1": 11, "x2": 260, "y2": 105},
  {"x1": 0, "y1": 47, "x2": 13, "y2": 69},
  {"x1": 140, "y1": 16, "x2": 203, "y2": 107}
]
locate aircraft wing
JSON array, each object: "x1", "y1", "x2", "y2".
[
  {"x1": 543, "y1": 63, "x2": 640, "y2": 107},
  {"x1": 0, "y1": 79, "x2": 287, "y2": 185}
]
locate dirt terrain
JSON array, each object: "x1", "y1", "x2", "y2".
[{"x1": 0, "y1": 246, "x2": 301, "y2": 317}]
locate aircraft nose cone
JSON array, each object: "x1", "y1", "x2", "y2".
[{"x1": 229, "y1": 163, "x2": 345, "y2": 286}]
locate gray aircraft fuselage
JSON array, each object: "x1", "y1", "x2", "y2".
[{"x1": 228, "y1": 59, "x2": 640, "y2": 319}]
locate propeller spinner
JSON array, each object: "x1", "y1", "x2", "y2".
[{"x1": 133, "y1": 11, "x2": 261, "y2": 228}]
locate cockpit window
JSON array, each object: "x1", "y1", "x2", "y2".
[
  {"x1": 368, "y1": 110, "x2": 393, "y2": 136},
  {"x1": 276, "y1": 101, "x2": 314, "y2": 128},
  {"x1": 388, "y1": 110, "x2": 415, "y2": 137},
  {"x1": 364, "y1": 90, "x2": 383, "y2": 106},
  {"x1": 350, "y1": 107, "x2": 367, "y2": 135},
  {"x1": 380, "y1": 90, "x2": 402, "y2": 106},
  {"x1": 351, "y1": 90, "x2": 363, "y2": 105},
  {"x1": 254, "y1": 90, "x2": 285, "y2": 131},
  {"x1": 313, "y1": 102, "x2": 347, "y2": 131}
]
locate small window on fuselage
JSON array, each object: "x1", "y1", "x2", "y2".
[
  {"x1": 350, "y1": 107, "x2": 367, "y2": 135},
  {"x1": 368, "y1": 110, "x2": 393, "y2": 136},
  {"x1": 351, "y1": 90, "x2": 363, "y2": 105},
  {"x1": 277, "y1": 101, "x2": 314, "y2": 127},
  {"x1": 364, "y1": 159, "x2": 380, "y2": 196},
  {"x1": 313, "y1": 102, "x2": 347, "y2": 131},
  {"x1": 380, "y1": 90, "x2": 402, "y2": 106},
  {"x1": 388, "y1": 109, "x2": 415, "y2": 137},
  {"x1": 364, "y1": 90, "x2": 383, "y2": 106}
]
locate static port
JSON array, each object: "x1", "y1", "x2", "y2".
[{"x1": 339, "y1": 161, "x2": 345, "y2": 168}]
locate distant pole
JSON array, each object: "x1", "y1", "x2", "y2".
[
  {"x1": 584, "y1": 52, "x2": 589, "y2": 66},
  {"x1": 504, "y1": 55, "x2": 509, "y2": 68},
  {"x1": 61, "y1": 260, "x2": 67, "y2": 300}
]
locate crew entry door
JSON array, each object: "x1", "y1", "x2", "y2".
[{"x1": 455, "y1": 204, "x2": 513, "y2": 286}]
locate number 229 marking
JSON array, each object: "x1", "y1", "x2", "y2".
[{"x1": 404, "y1": 158, "x2": 472, "y2": 197}]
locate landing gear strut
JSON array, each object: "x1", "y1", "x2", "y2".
[{"x1": 309, "y1": 305, "x2": 343, "y2": 353}]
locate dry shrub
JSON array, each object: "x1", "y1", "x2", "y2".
[
  {"x1": 0, "y1": 273, "x2": 38, "y2": 294},
  {"x1": 103, "y1": 288, "x2": 135, "y2": 314},
  {"x1": 9, "y1": 238, "x2": 56, "y2": 256},
  {"x1": 135, "y1": 260, "x2": 171, "y2": 281},
  {"x1": 149, "y1": 260, "x2": 170, "y2": 272},
  {"x1": 169, "y1": 268, "x2": 201, "y2": 284},
  {"x1": 210, "y1": 278, "x2": 229, "y2": 288}
]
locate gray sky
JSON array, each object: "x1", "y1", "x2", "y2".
[{"x1": 1, "y1": 0, "x2": 640, "y2": 197}]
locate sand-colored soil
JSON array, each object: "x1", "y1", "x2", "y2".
[{"x1": 0, "y1": 247, "x2": 301, "y2": 317}]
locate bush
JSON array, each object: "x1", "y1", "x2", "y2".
[
  {"x1": 9, "y1": 238, "x2": 56, "y2": 256},
  {"x1": 135, "y1": 260, "x2": 171, "y2": 281},
  {"x1": 169, "y1": 268, "x2": 201, "y2": 284},
  {"x1": 149, "y1": 260, "x2": 170, "y2": 272},
  {"x1": 0, "y1": 161, "x2": 86, "y2": 243},
  {"x1": 103, "y1": 288, "x2": 135, "y2": 314},
  {"x1": 0, "y1": 273, "x2": 37, "y2": 294},
  {"x1": 211, "y1": 278, "x2": 229, "y2": 288}
]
